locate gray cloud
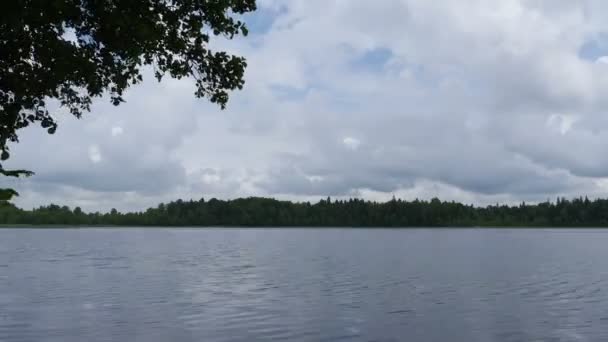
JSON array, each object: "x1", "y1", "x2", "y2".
[{"x1": 5, "y1": 0, "x2": 608, "y2": 210}]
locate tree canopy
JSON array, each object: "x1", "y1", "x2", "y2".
[
  {"x1": 0, "y1": 0, "x2": 257, "y2": 198},
  {"x1": 2, "y1": 196, "x2": 607, "y2": 227}
]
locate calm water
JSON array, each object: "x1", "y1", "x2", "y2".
[{"x1": 1, "y1": 228, "x2": 608, "y2": 341}]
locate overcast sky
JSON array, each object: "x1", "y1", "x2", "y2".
[{"x1": 6, "y1": 0, "x2": 608, "y2": 211}]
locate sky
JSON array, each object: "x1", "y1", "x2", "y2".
[{"x1": 6, "y1": 0, "x2": 608, "y2": 212}]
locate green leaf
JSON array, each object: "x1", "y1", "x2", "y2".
[
  {"x1": 0, "y1": 169, "x2": 34, "y2": 178},
  {"x1": 0, "y1": 188, "x2": 19, "y2": 201}
]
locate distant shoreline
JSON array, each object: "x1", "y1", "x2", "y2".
[
  {"x1": 2, "y1": 225, "x2": 608, "y2": 229},
  {"x1": 3, "y1": 196, "x2": 608, "y2": 227}
]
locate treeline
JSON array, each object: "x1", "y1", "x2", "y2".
[{"x1": 3, "y1": 196, "x2": 608, "y2": 227}]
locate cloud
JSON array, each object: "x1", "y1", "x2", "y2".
[
  {"x1": 342, "y1": 137, "x2": 361, "y2": 150},
  {"x1": 88, "y1": 145, "x2": 102, "y2": 164},
  {"x1": 5, "y1": 0, "x2": 608, "y2": 211},
  {"x1": 111, "y1": 126, "x2": 124, "y2": 137}
]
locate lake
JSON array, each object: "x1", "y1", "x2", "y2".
[{"x1": 1, "y1": 228, "x2": 607, "y2": 341}]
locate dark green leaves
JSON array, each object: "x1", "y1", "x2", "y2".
[
  {"x1": 0, "y1": 168, "x2": 34, "y2": 201},
  {"x1": 0, "y1": 0, "x2": 257, "y2": 181},
  {"x1": 0, "y1": 168, "x2": 34, "y2": 178},
  {"x1": 0, "y1": 189, "x2": 19, "y2": 201},
  {"x1": 1, "y1": 196, "x2": 607, "y2": 227}
]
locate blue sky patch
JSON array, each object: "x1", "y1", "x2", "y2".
[
  {"x1": 242, "y1": 5, "x2": 287, "y2": 35},
  {"x1": 578, "y1": 33, "x2": 608, "y2": 61},
  {"x1": 349, "y1": 47, "x2": 393, "y2": 72}
]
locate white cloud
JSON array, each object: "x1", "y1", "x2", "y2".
[
  {"x1": 201, "y1": 169, "x2": 221, "y2": 184},
  {"x1": 6, "y1": 0, "x2": 608, "y2": 211},
  {"x1": 596, "y1": 56, "x2": 608, "y2": 64},
  {"x1": 342, "y1": 137, "x2": 361, "y2": 150},
  {"x1": 111, "y1": 126, "x2": 124, "y2": 137},
  {"x1": 88, "y1": 145, "x2": 102, "y2": 164},
  {"x1": 547, "y1": 114, "x2": 579, "y2": 135}
]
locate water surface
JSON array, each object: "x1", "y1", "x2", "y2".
[{"x1": 1, "y1": 228, "x2": 608, "y2": 341}]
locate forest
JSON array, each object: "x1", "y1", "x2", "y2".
[{"x1": 1, "y1": 196, "x2": 608, "y2": 227}]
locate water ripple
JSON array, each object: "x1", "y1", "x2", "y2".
[{"x1": 2, "y1": 228, "x2": 608, "y2": 341}]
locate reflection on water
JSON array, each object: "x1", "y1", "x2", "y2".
[{"x1": 1, "y1": 228, "x2": 608, "y2": 341}]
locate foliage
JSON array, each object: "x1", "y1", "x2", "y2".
[
  {"x1": 0, "y1": 168, "x2": 34, "y2": 200},
  {"x1": 2, "y1": 196, "x2": 608, "y2": 227},
  {"x1": 0, "y1": 0, "x2": 256, "y2": 194}
]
